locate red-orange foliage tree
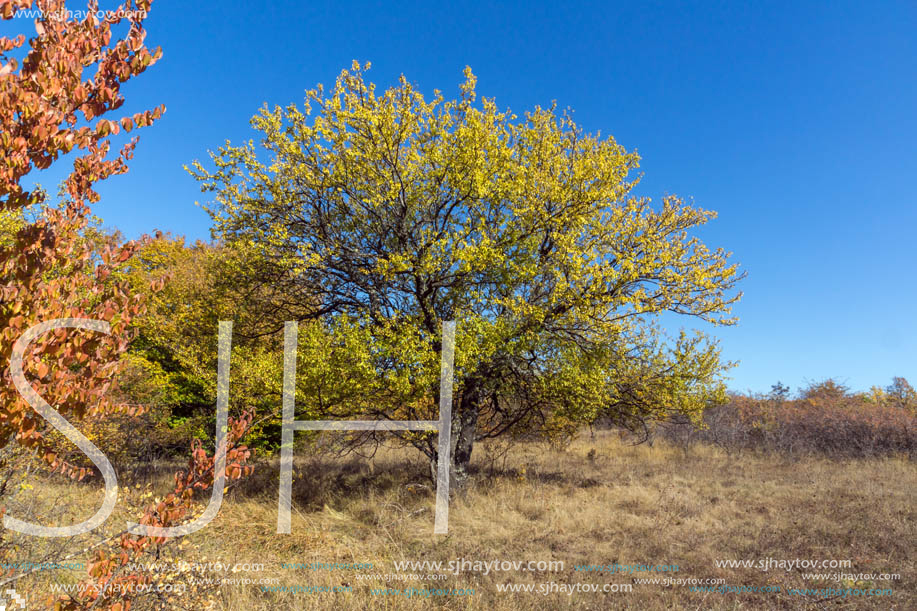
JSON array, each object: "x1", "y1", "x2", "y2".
[
  {"x1": 0, "y1": 0, "x2": 162, "y2": 472},
  {"x1": 1, "y1": 3, "x2": 255, "y2": 609}
]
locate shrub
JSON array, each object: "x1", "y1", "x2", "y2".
[{"x1": 656, "y1": 381, "x2": 917, "y2": 458}]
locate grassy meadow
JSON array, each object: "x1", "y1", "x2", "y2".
[{"x1": 16, "y1": 431, "x2": 915, "y2": 610}]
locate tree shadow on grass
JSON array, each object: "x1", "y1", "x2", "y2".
[{"x1": 233, "y1": 454, "x2": 431, "y2": 511}]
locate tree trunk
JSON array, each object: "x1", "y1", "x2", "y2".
[
  {"x1": 450, "y1": 377, "x2": 482, "y2": 485},
  {"x1": 429, "y1": 377, "x2": 481, "y2": 487}
]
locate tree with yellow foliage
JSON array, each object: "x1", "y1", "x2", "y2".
[{"x1": 188, "y1": 62, "x2": 744, "y2": 482}]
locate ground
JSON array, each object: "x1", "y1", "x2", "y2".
[{"x1": 17, "y1": 430, "x2": 916, "y2": 610}]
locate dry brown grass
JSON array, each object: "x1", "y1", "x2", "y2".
[{"x1": 12, "y1": 432, "x2": 916, "y2": 610}]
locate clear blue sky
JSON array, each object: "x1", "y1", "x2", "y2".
[{"x1": 8, "y1": 1, "x2": 916, "y2": 394}]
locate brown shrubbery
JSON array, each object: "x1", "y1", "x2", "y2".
[{"x1": 655, "y1": 379, "x2": 917, "y2": 458}]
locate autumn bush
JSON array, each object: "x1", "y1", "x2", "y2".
[{"x1": 656, "y1": 379, "x2": 917, "y2": 458}]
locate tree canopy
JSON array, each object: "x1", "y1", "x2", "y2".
[{"x1": 188, "y1": 62, "x2": 744, "y2": 479}]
